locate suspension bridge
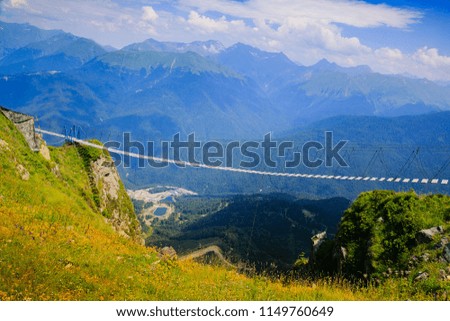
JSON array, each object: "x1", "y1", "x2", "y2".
[{"x1": 35, "y1": 128, "x2": 449, "y2": 186}]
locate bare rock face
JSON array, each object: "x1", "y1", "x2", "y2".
[
  {"x1": 333, "y1": 246, "x2": 347, "y2": 273},
  {"x1": 39, "y1": 142, "x2": 51, "y2": 161},
  {"x1": 1, "y1": 107, "x2": 52, "y2": 166},
  {"x1": 312, "y1": 231, "x2": 327, "y2": 250},
  {"x1": 16, "y1": 164, "x2": 30, "y2": 181},
  {"x1": 414, "y1": 271, "x2": 429, "y2": 282},
  {"x1": 91, "y1": 157, "x2": 120, "y2": 204},
  {"x1": 0, "y1": 138, "x2": 9, "y2": 150},
  {"x1": 434, "y1": 237, "x2": 449, "y2": 250},
  {"x1": 90, "y1": 154, "x2": 143, "y2": 245},
  {"x1": 159, "y1": 246, "x2": 177, "y2": 259},
  {"x1": 443, "y1": 243, "x2": 450, "y2": 263},
  {"x1": 0, "y1": 107, "x2": 40, "y2": 152},
  {"x1": 309, "y1": 231, "x2": 327, "y2": 266}
]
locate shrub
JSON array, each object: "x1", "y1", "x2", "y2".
[{"x1": 336, "y1": 190, "x2": 450, "y2": 278}]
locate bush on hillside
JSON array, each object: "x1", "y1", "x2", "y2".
[{"x1": 334, "y1": 190, "x2": 450, "y2": 278}]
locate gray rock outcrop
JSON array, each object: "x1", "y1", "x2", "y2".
[
  {"x1": 443, "y1": 243, "x2": 450, "y2": 263},
  {"x1": 1, "y1": 106, "x2": 40, "y2": 152},
  {"x1": 90, "y1": 154, "x2": 143, "y2": 245},
  {"x1": 417, "y1": 226, "x2": 444, "y2": 244},
  {"x1": 309, "y1": 231, "x2": 327, "y2": 267}
]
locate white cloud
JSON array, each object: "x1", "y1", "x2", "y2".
[
  {"x1": 2, "y1": 0, "x2": 449, "y2": 81},
  {"x1": 188, "y1": 11, "x2": 228, "y2": 32},
  {"x1": 9, "y1": 0, "x2": 28, "y2": 8},
  {"x1": 277, "y1": 19, "x2": 371, "y2": 55},
  {"x1": 1, "y1": 0, "x2": 147, "y2": 46},
  {"x1": 181, "y1": 0, "x2": 421, "y2": 29},
  {"x1": 343, "y1": 46, "x2": 450, "y2": 82},
  {"x1": 187, "y1": 10, "x2": 246, "y2": 34},
  {"x1": 413, "y1": 47, "x2": 450, "y2": 68},
  {"x1": 375, "y1": 48, "x2": 403, "y2": 60},
  {"x1": 139, "y1": 5, "x2": 159, "y2": 36},
  {"x1": 142, "y1": 6, "x2": 158, "y2": 22},
  {"x1": 175, "y1": 0, "x2": 429, "y2": 79}
]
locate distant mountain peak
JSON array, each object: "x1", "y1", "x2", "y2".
[
  {"x1": 0, "y1": 28, "x2": 106, "y2": 73},
  {"x1": 217, "y1": 42, "x2": 302, "y2": 86},
  {"x1": 0, "y1": 21, "x2": 64, "y2": 59},
  {"x1": 230, "y1": 42, "x2": 253, "y2": 49},
  {"x1": 225, "y1": 42, "x2": 294, "y2": 64},
  {"x1": 91, "y1": 49, "x2": 234, "y2": 76},
  {"x1": 229, "y1": 42, "x2": 265, "y2": 55},
  {"x1": 123, "y1": 39, "x2": 225, "y2": 57},
  {"x1": 312, "y1": 58, "x2": 339, "y2": 70},
  {"x1": 311, "y1": 58, "x2": 372, "y2": 74}
]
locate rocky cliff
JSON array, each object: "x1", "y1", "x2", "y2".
[
  {"x1": 90, "y1": 152, "x2": 143, "y2": 244},
  {"x1": 0, "y1": 107, "x2": 143, "y2": 244},
  {"x1": 0, "y1": 106, "x2": 40, "y2": 151}
]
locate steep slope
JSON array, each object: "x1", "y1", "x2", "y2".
[
  {"x1": 0, "y1": 108, "x2": 142, "y2": 240},
  {"x1": 0, "y1": 21, "x2": 63, "y2": 59},
  {"x1": 216, "y1": 42, "x2": 303, "y2": 89},
  {"x1": 1, "y1": 22, "x2": 449, "y2": 142},
  {"x1": 0, "y1": 110, "x2": 368, "y2": 300},
  {"x1": 79, "y1": 49, "x2": 284, "y2": 139},
  {"x1": 0, "y1": 71, "x2": 103, "y2": 131},
  {"x1": 0, "y1": 48, "x2": 285, "y2": 140},
  {"x1": 216, "y1": 45, "x2": 450, "y2": 124},
  {"x1": 0, "y1": 33, "x2": 106, "y2": 74},
  {"x1": 1, "y1": 110, "x2": 448, "y2": 300},
  {"x1": 291, "y1": 64, "x2": 450, "y2": 120},
  {"x1": 312, "y1": 190, "x2": 450, "y2": 298}
]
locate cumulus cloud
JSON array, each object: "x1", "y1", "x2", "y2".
[
  {"x1": 175, "y1": 0, "x2": 424, "y2": 72},
  {"x1": 375, "y1": 48, "x2": 404, "y2": 60},
  {"x1": 188, "y1": 11, "x2": 229, "y2": 32},
  {"x1": 277, "y1": 19, "x2": 371, "y2": 55},
  {"x1": 413, "y1": 47, "x2": 450, "y2": 67},
  {"x1": 181, "y1": 0, "x2": 421, "y2": 29},
  {"x1": 142, "y1": 6, "x2": 158, "y2": 22},
  {"x1": 2, "y1": 0, "x2": 449, "y2": 81},
  {"x1": 1, "y1": 0, "x2": 146, "y2": 46},
  {"x1": 9, "y1": 0, "x2": 28, "y2": 8},
  {"x1": 351, "y1": 46, "x2": 450, "y2": 82},
  {"x1": 187, "y1": 10, "x2": 246, "y2": 34}
]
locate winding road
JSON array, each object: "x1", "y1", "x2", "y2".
[{"x1": 179, "y1": 245, "x2": 236, "y2": 268}]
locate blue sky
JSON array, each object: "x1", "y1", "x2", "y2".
[{"x1": 1, "y1": 0, "x2": 449, "y2": 81}]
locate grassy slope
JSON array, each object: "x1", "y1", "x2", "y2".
[
  {"x1": 0, "y1": 113, "x2": 361, "y2": 300},
  {"x1": 0, "y1": 113, "x2": 442, "y2": 300}
]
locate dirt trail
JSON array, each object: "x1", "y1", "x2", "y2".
[{"x1": 180, "y1": 245, "x2": 235, "y2": 268}]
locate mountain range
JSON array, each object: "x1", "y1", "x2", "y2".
[{"x1": 1, "y1": 21, "x2": 450, "y2": 142}]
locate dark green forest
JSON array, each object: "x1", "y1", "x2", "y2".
[{"x1": 145, "y1": 194, "x2": 350, "y2": 271}]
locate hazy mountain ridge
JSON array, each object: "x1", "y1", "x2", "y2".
[
  {"x1": 123, "y1": 38, "x2": 225, "y2": 56},
  {"x1": 1, "y1": 21, "x2": 450, "y2": 142},
  {"x1": 0, "y1": 24, "x2": 105, "y2": 74},
  {"x1": 120, "y1": 111, "x2": 450, "y2": 199},
  {"x1": 0, "y1": 21, "x2": 63, "y2": 59}
]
